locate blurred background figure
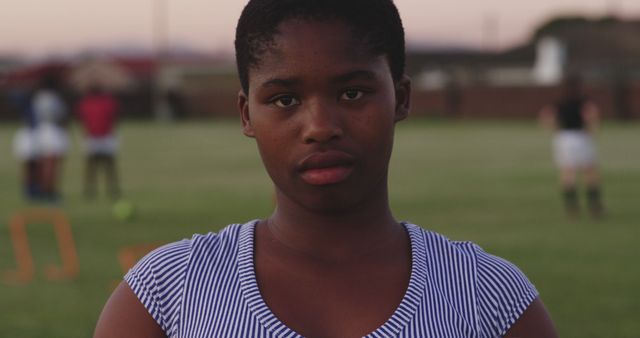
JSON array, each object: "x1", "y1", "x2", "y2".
[
  {"x1": 76, "y1": 85, "x2": 121, "y2": 200},
  {"x1": 539, "y1": 76, "x2": 604, "y2": 218},
  {"x1": 10, "y1": 88, "x2": 41, "y2": 201},
  {"x1": 32, "y1": 72, "x2": 70, "y2": 203}
]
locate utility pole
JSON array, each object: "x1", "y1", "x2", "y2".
[
  {"x1": 607, "y1": 0, "x2": 620, "y2": 17},
  {"x1": 153, "y1": 0, "x2": 171, "y2": 121},
  {"x1": 482, "y1": 13, "x2": 499, "y2": 51}
]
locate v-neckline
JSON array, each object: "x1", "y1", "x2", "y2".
[{"x1": 237, "y1": 220, "x2": 428, "y2": 337}]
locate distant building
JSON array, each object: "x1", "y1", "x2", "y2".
[
  {"x1": 405, "y1": 16, "x2": 640, "y2": 119},
  {"x1": 408, "y1": 16, "x2": 640, "y2": 90},
  {"x1": 533, "y1": 37, "x2": 566, "y2": 85},
  {"x1": 0, "y1": 56, "x2": 21, "y2": 83},
  {"x1": 0, "y1": 53, "x2": 240, "y2": 120}
]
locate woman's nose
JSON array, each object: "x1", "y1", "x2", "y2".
[{"x1": 301, "y1": 100, "x2": 344, "y2": 144}]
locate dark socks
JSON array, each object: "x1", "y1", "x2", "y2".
[
  {"x1": 562, "y1": 186, "x2": 605, "y2": 219},
  {"x1": 587, "y1": 186, "x2": 604, "y2": 218},
  {"x1": 85, "y1": 154, "x2": 121, "y2": 200},
  {"x1": 562, "y1": 187, "x2": 579, "y2": 217}
]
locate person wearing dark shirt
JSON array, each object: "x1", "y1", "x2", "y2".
[{"x1": 539, "y1": 77, "x2": 604, "y2": 218}]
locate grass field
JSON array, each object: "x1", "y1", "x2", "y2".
[{"x1": 0, "y1": 119, "x2": 638, "y2": 337}]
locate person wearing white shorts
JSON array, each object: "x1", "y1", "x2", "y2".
[
  {"x1": 12, "y1": 127, "x2": 41, "y2": 199},
  {"x1": 86, "y1": 134, "x2": 119, "y2": 156},
  {"x1": 553, "y1": 130, "x2": 596, "y2": 169},
  {"x1": 36, "y1": 122, "x2": 69, "y2": 156},
  {"x1": 540, "y1": 77, "x2": 604, "y2": 218},
  {"x1": 31, "y1": 76, "x2": 69, "y2": 202}
]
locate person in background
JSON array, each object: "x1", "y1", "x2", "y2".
[
  {"x1": 76, "y1": 85, "x2": 121, "y2": 200},
  {"x1": 11, "y1": 88, "x2": 41, "y2": 201},
  {"x1": 32, "y1": 73, "x2": 69, "y2": 203},
  {"x1": 539, "y1": 76, "x2": 605, "y2": 218}
]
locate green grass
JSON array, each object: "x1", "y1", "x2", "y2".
[{"x1": 0, "y1": 119, "x2": 638, "y2": 337}]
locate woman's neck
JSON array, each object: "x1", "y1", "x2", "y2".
[{"x1": 265, "y1": 190, "x2": 402, "y2": 261}]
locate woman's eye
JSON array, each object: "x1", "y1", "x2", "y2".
[
  {"x1": 341, "y1": 90, "x2": 364, "y2": 101},
  {"x1": 273, "y1": 96, "x2": 300, "y2": 108}
]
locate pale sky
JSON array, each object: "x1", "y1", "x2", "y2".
[{"x1": 1, "y1": 0, "x2": 639, "y2": 58}]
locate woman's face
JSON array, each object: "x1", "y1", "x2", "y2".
[{"x1": 238, "y1": 18, "x2": 410, "y2": 213}]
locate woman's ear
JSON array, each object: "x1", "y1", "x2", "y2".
[
  {"x1": 238, "y1": 90, "x2": 255, "y2": 137},
  {"x1": 394, "y1": 75, "x2": 411, "y2": 122}
]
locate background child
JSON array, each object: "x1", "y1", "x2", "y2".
[
  {"x1": 11, "y1": 89, "x2": 41, "y2": 201},
  {"x1": 539, "y1": 76, "x2": 604, "y2": 218},
  {"x1": 76, "y1": 85, "x2": 121, "y2": 200},
  {"x1": 32, "y1": 73, "x2": 69, "y2": 203}
]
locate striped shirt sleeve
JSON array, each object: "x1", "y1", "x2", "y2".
[
  {"x1": 124, "y1": 239, "x2": 192, "y2": 336},
  {"x1": 473, "y1": 245, "x2": 539, "y2": 338}
]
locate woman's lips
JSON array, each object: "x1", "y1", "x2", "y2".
[{"x1": 298, "y1": 151, "x2": 355, "y2": 186}]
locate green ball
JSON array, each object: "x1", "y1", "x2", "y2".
[{"x1": 112, "y1": 199, "x2": 135, "y2": 221}]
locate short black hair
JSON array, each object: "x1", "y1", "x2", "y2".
[{"x1": 235, "y1": 0, "x2": 405, "y2": 93}]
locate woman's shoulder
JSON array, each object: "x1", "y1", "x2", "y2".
[
  {"x1": 405, "y1": 222, "x2": 479, "y2": 263},
  {"x1": 122, "y1": 221, "x2": 255, "y2": 334},
  {"x1": 407, "y1": 223, "x2": 539, "y2": 336},
  {"x1": 406, "y1": 223, "x2": 534, "y2": 277},
  {"x1": 127, "y1": 221, "x2": 253, "y2": 275}
]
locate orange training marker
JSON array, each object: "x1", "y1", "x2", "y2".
[
  {"x1": 2, "y1": 208, "x2": 79, "y2": 284},
  {"x1": 117, "y1": 243, "x2": 161, "y2": 273}
]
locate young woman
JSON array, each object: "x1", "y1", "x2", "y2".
[{"x1": 95, "y1": 1, "x2": 557, "y2": 337}]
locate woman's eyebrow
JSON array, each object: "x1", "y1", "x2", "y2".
[
  {"x1": 258, "y1": 70, "x2": 376, "y2": 89},
  {"x1": 330, "y1": 70, "x2": 377, "y2": 84},
  {"x1": 260, "y1": 77, "x2": 301, "y2": 89}
]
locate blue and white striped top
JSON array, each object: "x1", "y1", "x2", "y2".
[{"x1": 126, "y1": 221, "x2": 538, "y2": 338}]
